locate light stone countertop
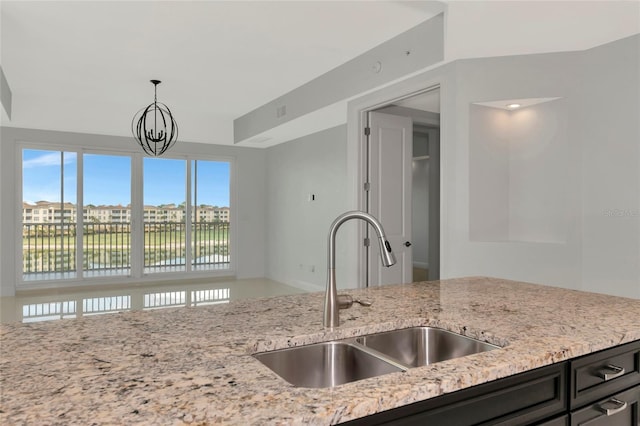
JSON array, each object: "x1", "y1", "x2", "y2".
[{"x1": 1, "y1": 276, "x2": 640, "y2": 425}]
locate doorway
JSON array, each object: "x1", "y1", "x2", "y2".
[{"x1": 365, "y1": 88, "x2": 441, "y2": 286}]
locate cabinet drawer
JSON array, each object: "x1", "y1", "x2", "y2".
[
  {"x1": 570, "y1": 384, "x2": 639, "y2": 426},
  {"x1": 343, "y1": 363, "x2": 567, "y2": 426},
  {"x1": 571, "y1": 340, "x2": 640, "y2": 409}
]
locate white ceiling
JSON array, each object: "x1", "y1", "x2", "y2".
[
  {"x1": 1, "y1": 1, "x2": 639, "y2": 146},
  {"x1": 0, "y1": 0, "x2": 443, "y2": 144},
  {"x1": 445, "y1": 0, "x2": 640, "y2": 61}
]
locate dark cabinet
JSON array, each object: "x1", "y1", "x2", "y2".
[
  {"x1": 570, "y1": 385, "x2": 639, "y2": 425},
  {"x1": 536, "y1": 414, "x2": 569, "y2": 426},
  {"x1": 570, "y1": 339, "x2": 640, "y2": 409},
  {"x1": 569, "y1": 339, "x2": 640, "y2": 426},
  {"x1": 343, "y1": 362, "x2": 568, "y2": 426},
  {"x1": 343, "y1": 340, "x2": 640, "y2": 426}
]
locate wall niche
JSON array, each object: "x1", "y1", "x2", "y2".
[{"x1": 469, "y1": 97, "x2": 570, "y2": 243}]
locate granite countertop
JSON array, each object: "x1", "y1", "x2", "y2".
[{"x1": 1, "y1": 276, "x2": 640, "y2": 425}]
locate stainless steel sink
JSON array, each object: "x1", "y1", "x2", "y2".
[
  {"x1": 254, "y1": 327, "x2": 501, "y2": 388},
  {"x1": 356, "y1": 326, "x2": 499, "y2": 368},
  {"x1": 253, "y1": 341, "x2": 403, "y2": 388}
]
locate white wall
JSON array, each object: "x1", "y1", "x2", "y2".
[
  {"x1": 0, "y1": 127, "x2": 267, "y2": 296},
  {"x1": 579, "y1": 35, "x2": 640, "y2": 297},
  {"x1": 0, "y1": 66, "x2": 11, "y2": 119},
  {"x1": 508, "y1": 100, "x2": 570, "y2": 243},
  {"x1": 469, "y1": 99, "x2": 571, "y2": 244},
  {"x1": 445, "y1": 35, "x2": 639, "y2": 298},
  {"x1": 265, "y1": 125, "x2": 351, "y2": 291},
  {"x1": 411, "y1": 157, "x2": 429, "y2": 268},
  {"x1": 446, "y1": 51, "x2": 586, "y2": 290},
  {"x1": 469, "y1": 105, "x2": 511, "y2": 242}
]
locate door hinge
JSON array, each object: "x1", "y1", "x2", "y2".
[
  {"x1": 364, "y1": 127, "x2": 370, "y2": 136},
  {"x1": 363, "y1": 182, "x2": 370, "y2": 192},
  {"x1": 364, "y1": 238, "x2": 370, "y2": 247}
]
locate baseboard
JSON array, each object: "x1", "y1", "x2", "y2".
[
  {"x1": 413, "y1": 261, "x2": 429, "y2": 270},
  {"x1": 289, "y1": 279, "x2": 324, "y2": 292}
]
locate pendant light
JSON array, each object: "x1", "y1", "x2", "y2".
[{"x1": 132, "y1": 80, "x2": 178, "y2": 156}]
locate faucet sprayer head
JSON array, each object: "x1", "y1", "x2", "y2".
[
  {"x1": 324, "y1": 211, "x2": 396, "y2": 328},
  {"x1": 378, "y1": 237, "x2": 396, "y2": 267}
]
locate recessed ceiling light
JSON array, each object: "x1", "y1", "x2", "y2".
[{"x1": 506, "y1": 103, "x2": 521, "y2": 109}]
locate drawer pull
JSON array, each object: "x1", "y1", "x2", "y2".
[
  {"x1": 597, "y1": 364, "x2": 625, "y2": 380},
  {"x1": 597, "y1": 398, "x2": 628, "y2": 416}
]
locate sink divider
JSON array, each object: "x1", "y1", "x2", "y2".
[{"x1": 344, "y1": 339, "x2": 411, "y2": 371}]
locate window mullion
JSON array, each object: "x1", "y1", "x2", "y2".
[
  {"x1": 76, "y1": 152, "x2": 84, "y2": 277},
  {"x1": 60, "y1": 151, "x2": 65, "y2": 277},
  {"x1": 185, "y1": 159, "x2": 192, "y2": 272},
  {"x1": 131, "y1": 153, "x2": 144, "y2": 278}
]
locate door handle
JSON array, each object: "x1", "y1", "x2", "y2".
[{"x1": 404, "y1": 241, "x2": 412, "y2": 247}]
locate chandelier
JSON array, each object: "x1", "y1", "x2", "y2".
[{"x1": 132, "y1": 80, "x2": 178, "y2": 156}]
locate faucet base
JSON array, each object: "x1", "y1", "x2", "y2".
[{"x1": 323, "y1": 268, "x2": 339, "y2": 328}]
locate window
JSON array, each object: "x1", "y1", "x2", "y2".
[
  {"x1": 22, "y1": 149, "x2": 77, "y2": 280},
  {"x1": 143, "y1": 158, "x2": 231, "y2": 274},
  {"x1": 144, "y1": 158, "x2": 187, "y2": 273},
  {"x1": 191, "y1": 160, "x2": 230, "y2": 271},
  {"x1": 83, "y1": 154, "x2": 131, "y2": 278},
  {"x1": 20, "y1": 148, "x2": 232, "y2": 284}
]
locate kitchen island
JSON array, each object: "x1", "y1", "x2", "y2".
[{"x1": 1, "y1": 277, "x2": 639, "y2": 425}]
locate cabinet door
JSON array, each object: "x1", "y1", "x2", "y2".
[{"x1": 570, "y1": 385, "x2": 639, "y2": 426}]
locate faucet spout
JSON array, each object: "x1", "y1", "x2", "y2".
[{"x1": 323, "y1": 211, "x2": 396, "y2": 328}]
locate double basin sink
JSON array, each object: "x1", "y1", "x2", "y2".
[{"x1": 253, "y1": 326, "x2": 500, "y2": 388}]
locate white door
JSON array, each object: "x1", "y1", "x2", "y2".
[{"x1": 367, "y1": 111, "x2": 413, "y2": 286}]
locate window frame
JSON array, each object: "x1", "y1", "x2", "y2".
[{"x1": 16, "y1": 142, "x2": 236, "y2": 289}]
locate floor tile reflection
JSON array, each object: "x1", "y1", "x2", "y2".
[{"x1": 0, "y1": 278, "x2": 306, "y2": 324}]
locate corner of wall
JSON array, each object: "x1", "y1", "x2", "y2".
[
  {"x1": 263, "y1": 125, "x2": 349, "y2": 290},
  {"x1": 0, "y1": 66, "x2": 12, "y2": 120},
  {"x1": 0, "y1": 126, "x2": 17, "y2": 296}
]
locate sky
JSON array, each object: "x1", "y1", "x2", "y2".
[{"x1": 22, "y1": 149, "x2": 230, "y2": 207}]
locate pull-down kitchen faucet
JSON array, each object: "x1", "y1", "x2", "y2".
[{"x1": 323, "y1": 211, "x2": 396, "y2": 328}]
